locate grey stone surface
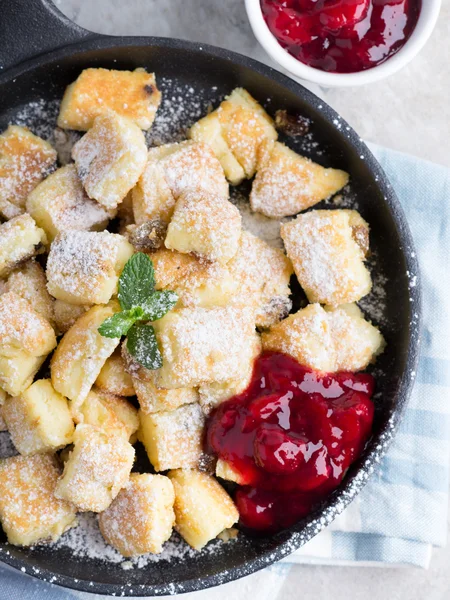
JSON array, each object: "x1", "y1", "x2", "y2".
[{"x1": 51, "y1": 1, "x2": 450, "y2": 597}]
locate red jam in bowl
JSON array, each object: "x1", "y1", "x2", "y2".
[
  {"x1": 206, "y1": 352, "x2": 375, "y2": 532},
  {"x1": 261, "y1": 0, "x2": 421, "y2": 73}
]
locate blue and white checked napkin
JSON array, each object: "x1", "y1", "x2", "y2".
[{"x1": 1, "y1": 145, "x2": 449, "y2": 599}]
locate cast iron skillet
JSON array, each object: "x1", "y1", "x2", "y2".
[{"x1": 0, "y1": 0, "x2": 421, "y2": 596}]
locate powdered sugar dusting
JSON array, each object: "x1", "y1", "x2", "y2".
[
  {"x1": 250, "y1": 140, "x2": 348, "y2": 219},
  {"x1": 55, "y1": 425, "x2": 134, "y2": 513},
  {"x1": 52, "y1": 512, "x2": 220, "y2": 567},
  {"x1": 46, "y1": 230, "x2": 121, "y2": 301},
  {"x1": 281, "y1": 210, "x2": 372, "y2": 306},
  {"x1": 0, "y1": 80, "x2": 392, "y2": 580},
  {"x1": 154, "y1": 305, "x2": 259, "y2": 388},
  {"x1": 14, "y1": 99, "x2": 61, "y2": 141},
  {"x1": 231, "y1": 186, "x2": 287, "y2": 249},
  {"x1": 166, "y1": 191, "x2": 241, "y2": 264},
  {"x1": 145, "y1": 79, "x2": 207, "y2": 147}
]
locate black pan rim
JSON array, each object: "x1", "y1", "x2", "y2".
[{"x1": 0, "y1": 36, "x2": 422, "y2": 597}]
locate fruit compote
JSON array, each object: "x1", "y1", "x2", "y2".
[
  {"x1": 261, "y1": 0, "x2": 421, "y2": 73},
  {"x1": 206, "y1": 352, "x2": 375, "y2": 532}
]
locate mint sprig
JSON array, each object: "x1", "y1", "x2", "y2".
[
  {"x1": 98, "y1": 253, "x2": 177, "y2": 369},
  {"x1": 118, "y1": 252, "x2": 156, "y2": 310},
  {"x1": 127, "y1": 323, "x2": 163, "y2": 370}
]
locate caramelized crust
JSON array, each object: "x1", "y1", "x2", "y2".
[
  {"x1": 165, "y1": 191, "x2": 242, "y2": 265},
  {"x1": 0, "y1": 454, "x2": 76, "y2": 546},
  {"x1": 51, "y1": 302, "x2": 121, "y2": 419},
  {"x1": 0, "y1": 214, "x2": 47, "y2": 279},
  {"x1": 72, "y1": 112, "x2": 147, "y2": 210},
  {"x1": 3, "y1": 379, "x2": 74, "y2": 456},
  {"x1": 46, "y1": 231, "x2": 134, "y2": 306},
  {"x1": 251, "y1": 140, "x2": 349, "y2": 218},
  {"x1": 53, "y1": 300, "x2": 91, "y2": 335},
  {"x1": 262, "y1": 303, "x2": 384, "y2": 372},
  {"x1": 218, "y1": 88, "x2": 277, "y2": 179},
  {"x1": 139, "y1": 403, "x2": 205, "y2": 471},
  {"x1": 57, "y1": 68, "x2": 161, "y2": 131},
  {"x1": 55, "y1": 424, "x2": 135, "y2": 512},
  {"x1": 6, "y1": 260, "x2": 54, "y2": 326},
  {"x1": 190, "y1": 88, "x2": 277, "y2": 184},
  {"x1": 79, "y1": 388, "x2": 138, "y2": 440},
  {"x1": 132, "y1": 141, "x2": 228, "y2": 225},
  {"x1": 168, "y1": 469, "x2": 238, "y2": 550},
  {"x1": 262, "y1": 304, "x2": 335, "y2": 372},
  {"x1": 99, "y1": 473, "x2": 175, "y2": 556},
  {"x1": 151, "y1": 247, "x2": 203, "y2": 290},
  {"x1": 0, "y1": 126, "x2": 56, "y2": 220},
  {"x1": 0, "y1": 291, "x2": 56, "y2": 358},
  {"x1": 26, "y1": 164, "x2": 113, "y2": 242},
  {"x1": 151, "y1": 248, "x2": 237, "y2": 309}
]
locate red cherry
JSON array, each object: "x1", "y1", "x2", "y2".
[
  {"x1": 318, "y1": 0, "x2": 370, "y2": 33},
  {"x1": 372, "y1": 0, "x2": 405, "y2": 5},
  {"x1": 248, "y1": 394, "x2": 284, "y2": 421},
  {"x1": 236, "y1": 488, "x2": 277, "y2": 530},
  {"x1": 273, "y1": 0, "x2": 299, "y2": 7},
  {"x1": 331, "y1": 391, "x2": 374, "y2": 446},
  {"x1": 253, "y1": 427, "x2": 307, "y2": 474},
  {"x1": 296, "y1": 0, "x2": 325, "y2": 11},
  {"x1": 206, "y1": 404, "x2": 241, "y2": 455},
  {"x1": 277, "y1": 492, "x2": 314, "y2": 527},
  {"x1": 265, "y1": 4, "x2": 320, "y2": 45},
  {"x1": 299, "y1": 393, "x2": 333, "y2": 440},
  {"x1": 296, "y1": 445, "x2": 331, "y2": 491},
  {"x1": 262, "y1": 0, "x2": 419, "y2": 72},
  {"x1": 248, "y1": 392, "x2": 293, "y2": 430},
  {"x1": 222, "y1": 406, "x2": 239, "y2": 429},
  {"x1": 336, "y1": 371, "x2": 375, "y2": 396}
]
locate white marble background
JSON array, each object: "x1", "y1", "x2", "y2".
[{"x1": 53, "y1": 1, "x2": 450, "y2": 598}]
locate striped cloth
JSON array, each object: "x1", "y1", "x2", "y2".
[
  {"x1": 1, "y1": 145, "x2": 449, "y2": 599},
  {"x1": 289, "y1": 143, "x2": 450, "y2": 569}
]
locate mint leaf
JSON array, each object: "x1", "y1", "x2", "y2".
[
  {"x1": 118, "y1": 253, "x2": 156, "y2": 310},
  {"x1": 98, "y1": 311, "x2": 137, "y2": 338},
  {"x1": 98, "y1": 253, "x2": 177, "y2": 367},
  {"x1": 142, "y1": 290, "x2": 178, "y2": 321},
  {"x1": 127, "y1": 323, "x2": 162, "y2": 370}
]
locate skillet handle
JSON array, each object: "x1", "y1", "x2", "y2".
[{"x1": 0, "y1": 0, "x2": 96, "y2": 73}]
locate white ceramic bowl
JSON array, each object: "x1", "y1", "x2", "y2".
[{"x1": 245, "y1": 0, "x2": 441, "y2": 86}]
